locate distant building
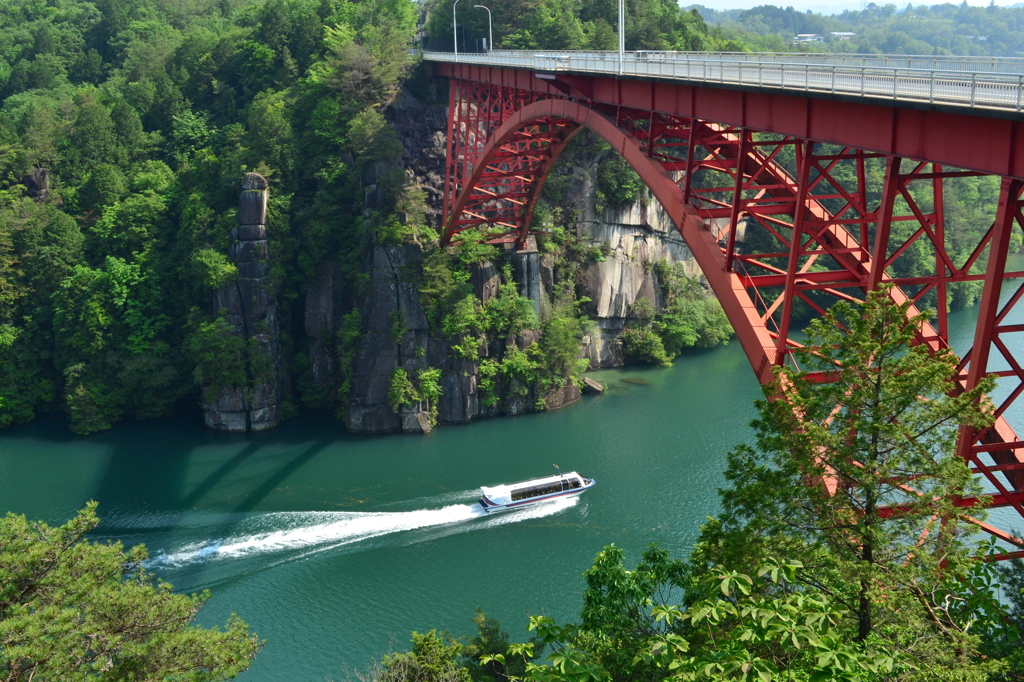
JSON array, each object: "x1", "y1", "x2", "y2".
[
  {"x1": 829, "y1": 31, "x2": 856, "y2": 40},
  {"x1": 793, "y1": 33, "x2": 825, "y2": 43}
]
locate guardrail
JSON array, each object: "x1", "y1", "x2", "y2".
[{"x1": 422, "y1": 50, "x2": 1024, "y2": 113}]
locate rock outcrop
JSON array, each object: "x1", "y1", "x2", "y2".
[
  {"x1": 553, "y1": 149, "x2": 703, "y2": 369},
  {"x1": 347, "y1": 244, "x2": 432, "y2": 433},
  {"x1": 345, "y1": 242, "x2": 581, "y2": 433},
  {"x1": 202, "y1": 173, "x2": 285, "y2": 432},
  {"x1": 23, "y1": 167, "x2": 49, "y2": 201}
]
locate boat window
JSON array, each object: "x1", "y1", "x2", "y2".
[
  {"x1": 567, "y1": 477, "x2": 582, "y2": 489},
  {"x1": 510, "y1": 482, "x2": 564, "y2": 501}
]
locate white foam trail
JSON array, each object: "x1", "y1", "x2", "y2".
[{"x1": 149, "y1": 496, "x2": 577, "y2": 568}]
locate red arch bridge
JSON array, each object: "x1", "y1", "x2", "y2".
[{"x1": 423, "y1": 49, "x2": 1024, "y2": 557}]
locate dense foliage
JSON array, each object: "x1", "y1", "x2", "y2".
[
  {"x1": 693, "y1": 2, "x2": 1024, "y2": 57},
  {"x1": 0, "y1": 502, "x2": 261, "y2": 680},
  {"x1": 424, "y1": 0, "x2": 743, "y2": 53},
  {"x1": 619, "y1": 262, "x2": 732, "y2": 366},
  {"x1": 416, "y1": 237, "x2": 591, "y2": 410},
  {"x1": 0, "y1": 0, "x2": 420, "y2": 433},
  {"x1": 359, "y1": 611, "x2": 543, "y2": 682}
]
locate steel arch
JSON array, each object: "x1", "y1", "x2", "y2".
[
  {"x1": 442, "y1": 96, "x2": 775, "y2": 381},
  {"x1": 440, "y1": 79, "x2": 1024, "y2": 557}
]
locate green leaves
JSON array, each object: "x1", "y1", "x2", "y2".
[
  {"x1": 378, "y1": 630, "x2": 471, "y2": 682},
  {"x1": 621, "y1": 261, "x2": 735, "y2": 367},
  {"x1": 387, "y1": 367, "x2": 420, "y2": 412},
  {"x1": 192, "y1": 248, "x2": 237, "y2": 290},
  {"x1": 712, "y1": 568, "x2": 753, "y2": 597},
  {"x1": 0, "y1": 503, "x2": 262, "y2": 680},
  {"x1": 756, "y1": 557, "x2": 803, "y2": 585}
]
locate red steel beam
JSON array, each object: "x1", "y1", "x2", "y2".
[
  {"x1": 435, "y1": 63, "x2": 1024, "y2": 180},
  {"x1": 438, "y1": 72, "x2": 1024, "y2": 557}
]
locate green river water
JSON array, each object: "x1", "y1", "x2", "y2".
[{"x1": 1, "y1": 285, "x2": 1022, "y2": 680}]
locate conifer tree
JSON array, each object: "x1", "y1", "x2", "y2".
[
  {"x1": 691, "y1": 286, "x2": 1002, "y2": 673},
  {"x1": 0, "y1": 502, "x2": 262, "y2": 680}
]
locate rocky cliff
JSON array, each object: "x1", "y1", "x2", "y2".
[
  {"x1": 300, "y1": 83, "x2": 706, "y2": 434},
  {"x1": 549, "y1": 146, "x2": 703, "y2": 368},
  {"x1": 343, "y1": 241, "x2": 579, "y2": 434},
  {"x1": 202, "y1": 173, "x2": 286, "y2": 432}
]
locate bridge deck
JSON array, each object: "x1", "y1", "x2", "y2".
[{"x1": 422, "y1": 50, "x2": 1024, "y2": 115}]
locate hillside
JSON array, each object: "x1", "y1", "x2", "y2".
[{"x1": 691, "y1": 2, "x2": 1024, "y2": 56}]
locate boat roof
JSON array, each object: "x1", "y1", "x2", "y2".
[{"x1": 481, "y1": 471, "x2": 583, "y2": 495}]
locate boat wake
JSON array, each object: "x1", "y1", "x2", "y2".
[{"x1": 147, "y1": 493, "x2": 577, "y2": 568}]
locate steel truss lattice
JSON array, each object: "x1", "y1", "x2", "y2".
[{"x1": 442, "y1": 78, "x2": 1024, "y2": 558}]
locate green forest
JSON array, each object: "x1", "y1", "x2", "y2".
[
  {"x1": 693, "y1": 2, "x2": 1024, "y2": 56},
  {"x1": 0, "y1": 0, "x2": 425, "y2": 433},
  {"x1": 0, "y1": 0, "x2": 743, "y2": 435}
]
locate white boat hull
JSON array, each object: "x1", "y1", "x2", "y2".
[{"x1": 478, "y1": 477, "x2": 595, "y2": 513}]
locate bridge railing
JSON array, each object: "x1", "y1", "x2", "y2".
[{"x1": 423, "y1": 50, "x2": 1024, "y2": 113}]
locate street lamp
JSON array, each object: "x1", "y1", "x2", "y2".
[
  {"x1": 474, "y1": 4, "x2": 492, "y2": 52},
  {"x1": 618, "y1": 0, "x2": 624, "y2": 74},
  {"x1": 453, "y1": 0, "x2": 461, "y2": 61}
]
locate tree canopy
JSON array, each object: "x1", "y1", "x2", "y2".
[
  {"x1": 0, "y1": 502, "x2": 262, "y2": 680},
  {"x1": 692, "y1": 2, "x2": 1024, "y2": 57}
]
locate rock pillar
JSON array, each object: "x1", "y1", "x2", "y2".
[{"x1": 202, "y1": 172, "x2": 284, "y2": 432}]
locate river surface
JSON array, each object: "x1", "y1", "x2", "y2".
[
  {"x1": 0, "y1": 343, "x2": 760, "y2": 680},
  {"x1": 2, "y1": 276, "x2": 1023, "y2": 680}
]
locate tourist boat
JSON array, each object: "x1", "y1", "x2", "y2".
[{"x1": 478, "y1": 469, "x2": 595, "y2": 512}]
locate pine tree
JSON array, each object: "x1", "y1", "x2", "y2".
[{"x1": 0, "y1": 503, "x2": 262, "y2": 680}]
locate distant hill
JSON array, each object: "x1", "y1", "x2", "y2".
[{"x1": 687, "y1": 3, "x2": 1024, "y2": 56}]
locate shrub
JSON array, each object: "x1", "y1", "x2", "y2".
[{"x1": 388, "y1": 367, "x2": 420, "y2": 412}]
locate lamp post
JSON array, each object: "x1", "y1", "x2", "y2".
[
  {"x1": 474, "y1": 4, "x2": 492, "y2": 52},
  {"x1": 618, "y1": 0, "x2": 624, "y2": 75},
  {"x1": 453, "y1": 0, "x2": 461, "y2": 60}
]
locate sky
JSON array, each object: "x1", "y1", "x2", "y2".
[{"x1": 697, "y1": 0, "x2": 1024, "y2": 12}]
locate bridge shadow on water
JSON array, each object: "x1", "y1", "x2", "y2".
[
  {"x1": 80, "y1": 410, "x2": 342, "y2": 512},
  {"x1": 16, "y1": 408, "x2": 357, "y2": 588}
]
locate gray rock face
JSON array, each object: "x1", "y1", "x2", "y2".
[
  {"x1": 400, "y1": 402, "x2": 433, "y2": 434},
  {"x1": 472, "y1": 261, "x2": 501, "y2": 303},
  {"x1": 347, "y1": 244, "x2": 430, "y2": 434},
  {"x1": 385, "y1": 87, "x2": 450, "y2": 231},
  {"x1": 305, "y1": 261, "x2": 346, "y2": 395},
  {"x1": 581, "y1": 319, "x2": 626, "y2": 369},
  {"x1": 202, "y1": 173, "x2": 285, "y2": 432},
  {"x1": 547, "y1": 147, "x2": 703, "y2": 368},
  {"x1": 509, "y1": 236, "x2": 544, "y2": 317},
  {"x1": 345, "y1": 244, "x2": 584, "y2": 433}
]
